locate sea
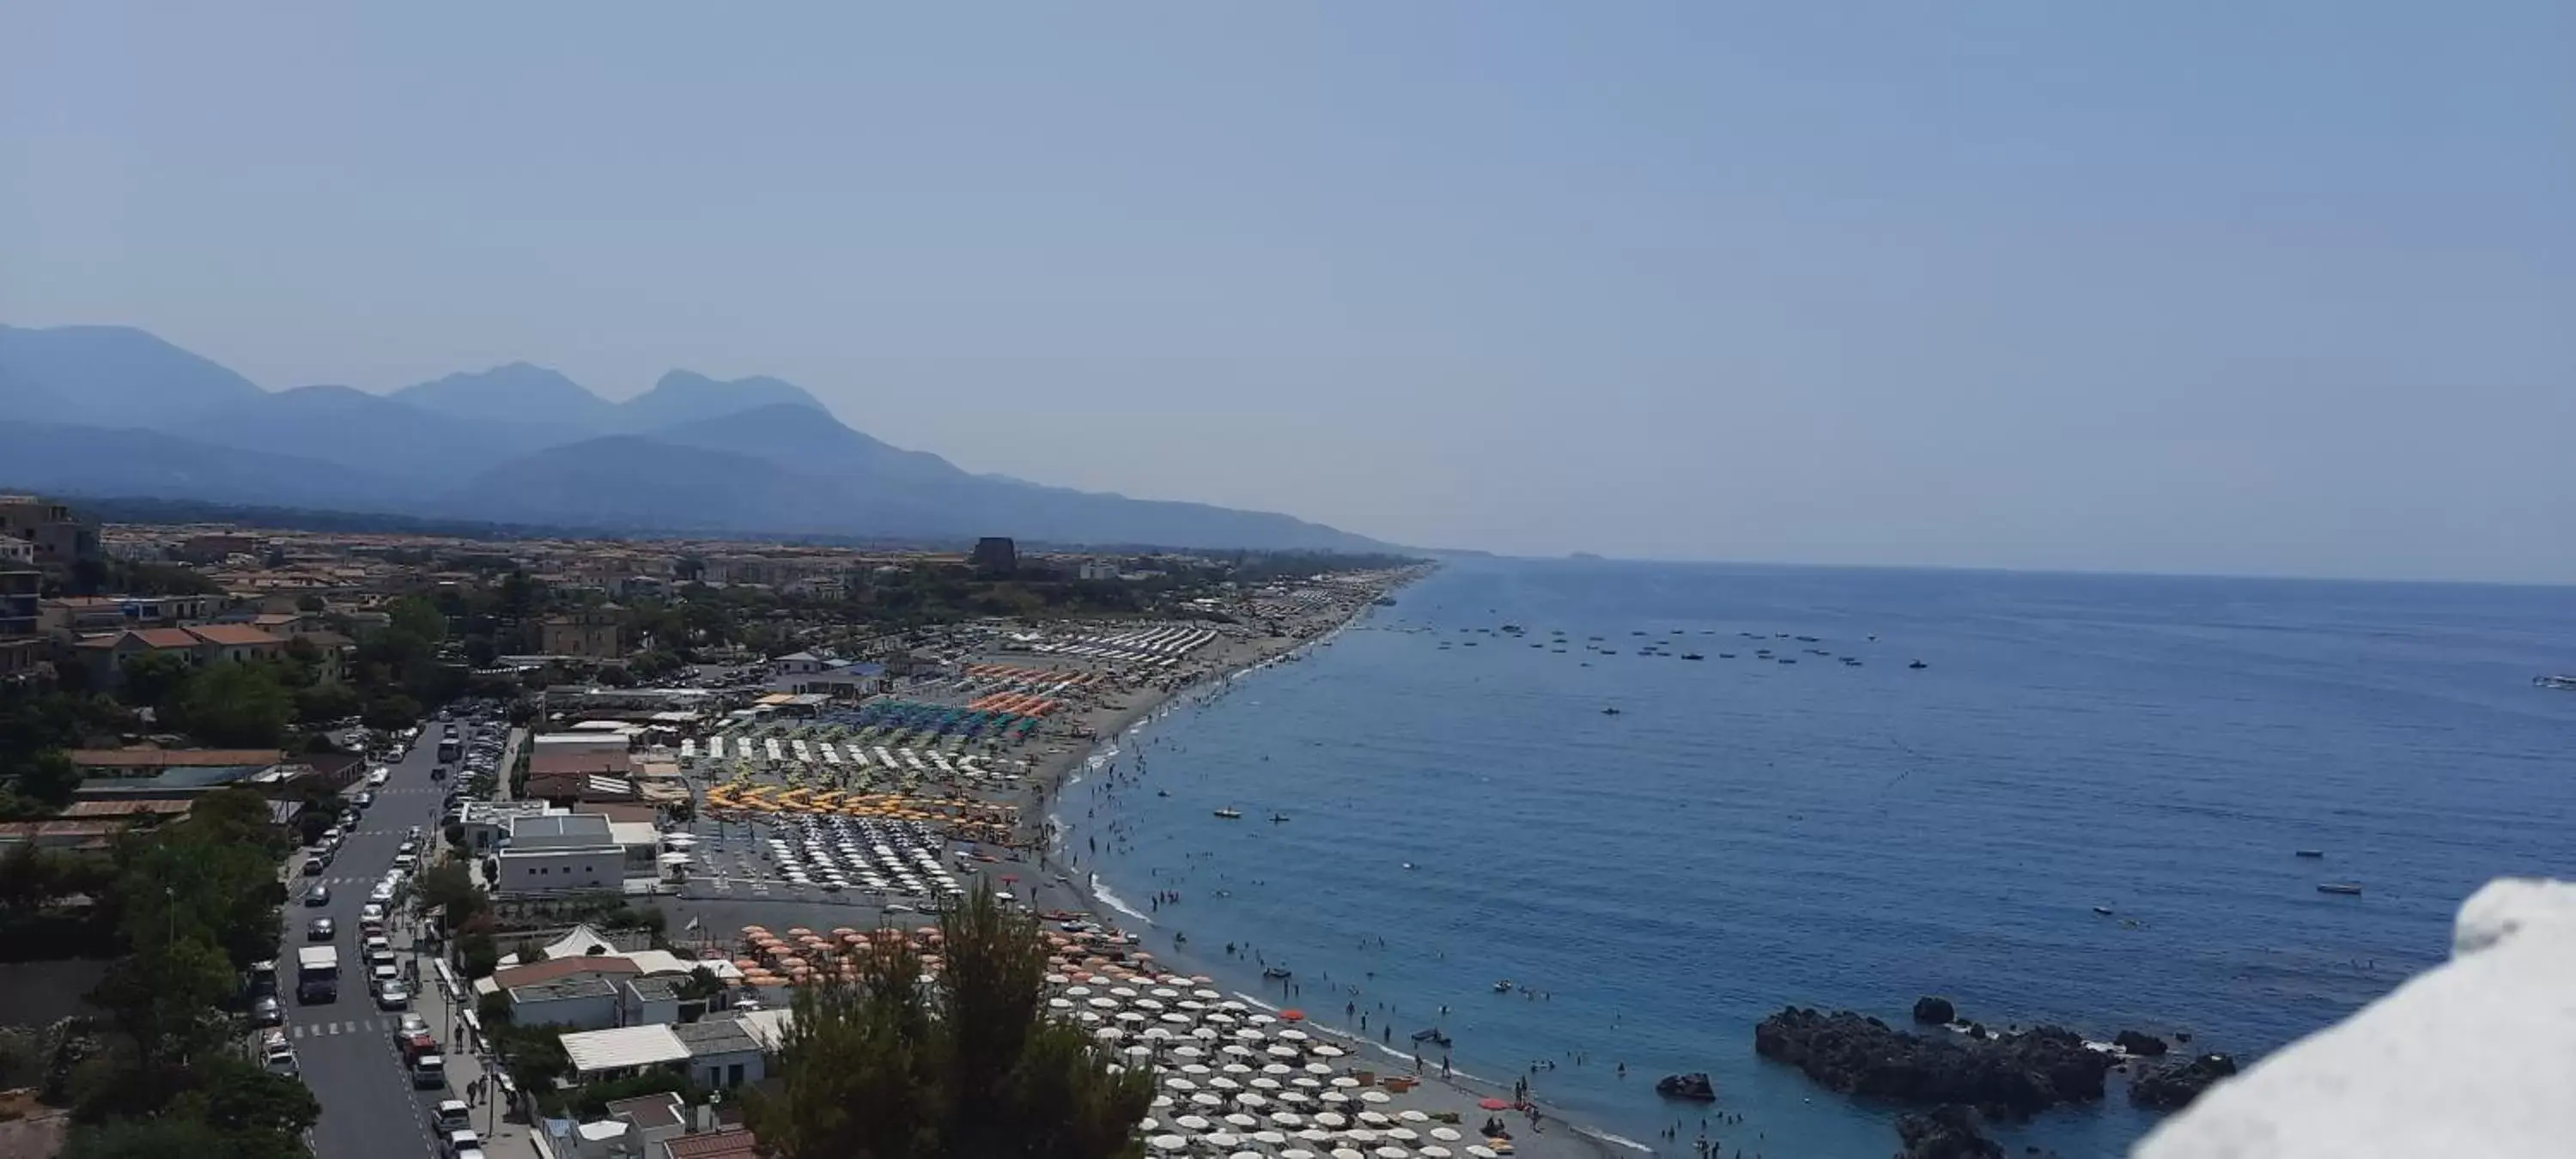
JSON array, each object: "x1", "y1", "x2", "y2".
[{"x1": 1053, "y1": 560, "x2": 2576, "y2": 1158}]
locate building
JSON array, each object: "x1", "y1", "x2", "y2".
[
  {"x1": 659, "y1": 1128, "x2": 761, "y2": 1159},
  {"x1": 171, "y1": 533, "x2": 261, "y2": 563},
  {"x1": 183, "y1": 622, "x2": 288, "y2": 664},
  {"x1": 969, "y1": 537, "x2": 1018, "y2": 576},
  {"x1": 70, "y1": 623, "x2": 289, "y2": 685},
  {"x1": 68, "y1": 748, "x2": 285, "y2": 780},
  {"x1": 0, "y1": 495, "x2": 98, "y2": 579},
  {"x1": 769, "y1": 651, "x2": 829, "y2": 677},
  {"x1": 37, "y1": 593, "x2": 227, "y2": 638},
  {"x1": 543, "y1": 607, "x2": 626, "y2": 660},
  {"x1": 0, "y1": 550, "x2": 38, "y2": 678},
  {"x1": 493, "y1": 812, "x2": 623, "y2": 893}
]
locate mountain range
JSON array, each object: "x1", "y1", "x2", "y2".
[{"x1": 0, "y1": 324, "x2": 1387, "y2": 552}]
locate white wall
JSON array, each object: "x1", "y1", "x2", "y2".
[
  {"x1": 495, "y1": 846, "x2": 620, "y2": 893},
  {"x1": 2136, "y1": 877, "x2": 2576, "y2": 1159}
]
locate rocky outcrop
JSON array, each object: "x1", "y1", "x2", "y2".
[
  {"x1": 2129, "y1": 1053, "x2": 2238, "y2": 1110},
  {"x1": 1913, "y1": 996, "x2": 1957, "y2": 1024},
  {"x1": 1753, "y1": 1007, "x2": 2117, "y2": 1120},
  {"x1": 1894, "y1": 1105, "x2": 2005, "y2": 1159},
  {"x1": 1654, "y1": 1072, "x2": 1716, "y2": 1101},
  {"x1": 2113, "y1": 1029, "x2": 2169, "y2": 1058}
]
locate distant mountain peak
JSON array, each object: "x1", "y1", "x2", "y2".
[
  {"x1": 392, "y1": 361, "x2": 612, "y2": 429},
  {"x1": 617, "y1": 370, "x2": 827, "y2": 430}
]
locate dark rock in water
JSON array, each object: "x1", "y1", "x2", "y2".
[
  {"x1": 2130, "y1": 1053, "x2": 2238, "y2": 1110},
  {"x1": 1965, "y1": 1022, "x2": 1988, "y2": 1040},
  {"x1": 1654, "y1": 1072, "x2": 1716, "y2": 1101},
  {"x1": 2173, "y1": 1031, "x2": 2192, "y2": 1043},
  {"x1": 1913, "y1": 996, "x2": 1958, "y2": 1025},
  {"x1": 1894, "y1": 1105, "x2": 2004, "y2": 1159},
  {"x1": 2113, "y1": 1029, "x2": 2169, "y2": 1058},
  {"x1": 1753, "y1": 1007, "x2": 2118, "y2": 1120}
]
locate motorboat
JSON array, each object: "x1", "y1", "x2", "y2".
[
  {"x1": 1492, "y1": 980, "x2": 1515, "y2": 993},
  {"x1": 1262, "y1": 966, "x2": 1293, "y2": 980},
  {"x1": 2318, "y1": 883, "x2": 2363, "y2": 895},
  {"x1": 1411, "y1": 1028, "x2": 1452, "y2": 1047},
  {"x1": 2092, "y1": 905, "x2": 2114, "y2": 916},
  {"x1": 2537, "y1": 675, "x2": 2576, "y2": 690},
  {"x1": 2295, "y1": 849, "x2": 2324, "y2": 859},
  {"x1": 1270, "y1": 812, "x2": 1290, "y2": 823},
  {"x1": 1601, "y1": 707, "x2": 1623, "y2": 715},
  {"x1": 1682, "y1": 652, "x2": 1704, "y2": 660},
  {"x1": 1909, "y1": 659, "x2": 1929, "y2": 670},
  {"x1": 1213, "y1": 808, "x2": 1243, "y2": 820}
]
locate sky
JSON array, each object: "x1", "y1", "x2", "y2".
[{"x1": 3, "y1": 3, "x2": 2572, "y2": 582}]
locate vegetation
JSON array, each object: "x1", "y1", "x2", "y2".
[{"x1": 746, "y1": 892, "x2": 1154, "y2": 1159}]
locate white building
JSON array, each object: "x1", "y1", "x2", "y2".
[{"x1": 494, "y1": 813, "x2": 623, "y2": 894}]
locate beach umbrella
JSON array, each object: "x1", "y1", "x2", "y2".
[
  {"x1": 1143, "y1": 1027, "x2": 1175, "y2": 1041},
  {"x1": 1254, "y1": 1131, "x2": 1288, "y2": 1146},
  {"x1": 1358, "y1": 1112, "x2": 1390, "y2": 1126},
  {"x1": 1147, "y1": 1136, "x2": 1187, "y2": 1152},
  {"x1": 1166, "y1": 1077, "x2": 1197, "y2": 1091},
  {"x1": 1207, "y1": 1076, "x2": 1241, "y2": 1091},
  {"x1": 1465, "y1": 1149, "x2": 1498, "y2": 1159},
  {"x1": 1303, "y1": 1064, "x2": 1334, "y2": 1076},
  {"x1": 1271, "y1": 1113, "x2": 1305, "y2": 1127},
  {"x1": 1237, "y1": 1091, "x2": 1269, "y2": 1107},
  {"x1": 1182, "y1": 1064, "x2": 1212, "y2": 1077},
  {"x1": 1281, "y1": 1151, "x2": 1315, "y2": 1159},
  {"x1": 1205, "y1": 1133, "x2": 1240, "y2": 1149},
  {"x1": 1267, "y1": 1045, "x2": 1303, "y2": 1059},
  {"x1": 1416, "y1": 1148, "x2": 1451, "y2": 1159},
  {"x1": 1358, "y1": 1089, "x2": 1392, "y2": 1104},
  {"x1": 1297, "y1": 1128, "x2": 1334, "y2": 1143},
  {"x1": 1150, "y1": 1095, "x2": 1174, "y2": 1110},
  {"x1": 1314, "y1": 1113, "x2": 1348, "y2": 1129},
  {"x1": 1139, "y1": 1117, "x2": 1159, "y2": 1132},
  {"x1": 1384, "y1": 1127, "x2": 1419, "y2": 1142},
  {"x1": 1332, "y1": 1150, "x2": 1366, "y2": 1159},
  {"x1": 1399, "y1": 1111, "x2": 1430, "y2": 1124},
  {"x1": 1375, "y1": 1149, "x2": 1411, "y2": 1159},
  {"x1": 1474, "y1": 1099, "x2": 1510, "y2": 1112},
  {"x1": 1344, "y1": 1129, "x2": 1378, "y2": 1144},
  {"x1": 1313, "y1": 1045, "x2": 1345, "y2": 1058},
  {"x1": 1048, "y1": 998, "x2": 1074, "y2": 1010},
  {"x1": 1263, "y1": 1063, "x2": 1294, "y2": 1076},
  {"x1": 1427, "y1": 1127, "x2": 1461, "y2": 1142},
  {"x1": 1250, "y1": 1077, "x2": 1280, "y2": 1090},
  {"x1": 1191, "y1": 1093, "x2": 1224, "y2": 1109},
  {"x1": 1175, "y1": 1115, "x2": 1211, "y2": 1132},
  {"x1": 1280, "y1": 1089, "x2": 1315, "y2": 1101},
  {"x1": 1224, "y1": 1113, "x2": 1260, "y2": 1129},
  {"x1": 1330, "y1": 1077, "x2": 1360, "y2": 1089},
  {"x1": 1279, "y1": 1029, "x2": 1310, "y2": 1042},
  {"x1": 1318, "y1": 1090, "x2": 1352, "y2": 1104},
  {"x1": 1222, "y1": 1063, "x2": 1254, "y2": 1076}
]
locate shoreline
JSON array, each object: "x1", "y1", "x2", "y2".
[{"x1": 986, "y1": 570, "x2": 1639, "y2": 1159}]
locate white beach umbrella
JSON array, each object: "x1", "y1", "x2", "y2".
[
  {"x1": 1125, "y1": 1045, "x2": 1153, "y2": 1060},
  {"x1": 1374, "y1": 1147, "x2": 1411, "y2": 1159},
  {"x1": 1205, "y1": 1012, "x2": 1238, "y2": 1026},
  {"x1": 1427, "y1": 1127, "x2": 1461, "y2": 1142},
  {"x1": 1178, "y1": 1000, "x2": 1207, "y2": 1011},
  {"x1": 1224, "y1": 1113, "x2": 1260, "y2": 1129},
  {"x1": 1303, "y1": 1064, "x2": 1334, "y2": 1076},
  {"x1": 1230, "y1": 1152, "x2": 1261, "y2": 1159},
  {"x1": 1148, "y1": 1136, "x2": 1187, "y2": 1152},
  {"x1": 1144, "y1": 1027, "x2": 1176, "y2": 1041},
  {"x1": 1117, "y1": 1011, "x2": 1147, "y2": 1023},
  {"x1": 1110, "y1": 986, "x2": 1139, "y2": 998},
  {"x1": 1173, "y1": 1046, "x2": 1205, "y2": 1060},
  {"x1": 1152, "y1": 987, "x2": 1181, "y2": 998},
  {"x1": 1312, "y1": 1045, "x2": 1344, "y2": 1058},
  {"x1": 1357, "y1": 1112, "x2": 1390, "y2": 1126},
  {"x1": 1093, "y1": 1028, "x2": 1123, "y2": 1042},
  {"x1": 1159, "y1": 1013, "x2": 1193, "y2": 1026},
  {"x1": 1332, "y1": 1150, "x2": 1365, "y2": 1159},
  {"x1": 1263, "y1": 1063, "x2": 1295, "y2": 1076},
  {"x1": 1249, "y1": 1013, "x2": 1277, "y2": 1024},
  {"x1": 1077, "y1": 1011, "x2": 1103, "y2": 1024},
  {"x1": 1088, "y1": 996, "x2": 1121, "y2": 1010},
  {"x1": 1181, "y1": 1064, "x2": 1212, "y2": 1077},
  {"x1": 1398, "y1": 1110, "x2": 1430, "y2": 1123},
  {"x1": 1234, "y1": 1028, "x2": 1267, "y2": 1041},
  {"x1": 1416, "y1": 1148, "x2": 1451, "y2": 1159},
  {"x1": 1150, "y1": 1095, "x2": 1174, "y2": 1110},
  {"x1": 1204, "y1": 1132, "x2": 1240, "y2": 1149},
  {"x1": 1267, "y1": 1045, "x2": 1303, "y2": 1059},
  {"x1": 1249, "y1": 1077, "x2": 1280, "y2": 1090},
  {"x1": 1135, "y1": 998, "x2": 1165, "y2": 1011},
  {"x1": 1279, "y1": 1089, "x2": 1314, "y2": 1103},
  {"x1": 1043, "y1": 973, "x2": 1067, "y2": 986},
  {"x1": 1167, "y1": 1077, "x2": 1198, "y2": 1092},
  {"x1": 1236, "y1": 1092, "x2": 1269, "y2": 1107},
  {"x1": 1190, "y1": 1093, "x2": 1224, "y2": 1109},
  {"x1": 1219, "y1": 1000, "x2": 1248, "y2": 1011},
  {"x1": 1281, "y1": 1151, "x2": 1315, "y2": 1159},
  {"x1": 1313, "y1": 1112, "x2": 1347, "y2": 1129},
  {"x1": 1318, "y1": 1090, "x2": 1352, "y2": 1105},
  {"x1": 1207, "y1": 1076, "x2": 1241, "y2": 1091},
  {"x1": 1223, "y1": 1045, "x2": 1256, "y2": 1059},
  {"x1": 1065, "y1": 986, "x2": 1092, "y2": 997},
  {"x1": 1222, "y1": 1062, "x2": 1254, "y2": 1075},
  {"x1": 1192, "y1": 1028, "x2": 1220, "y2": 1041},
  {"x1": 1384, "y1": 1127, "x2": 1419, "y2": 1142},
  {"x1": 1194, "y1": 989, "x2": 1223, "y2": 1000},
  {"x1": 1344, "y1": 1128, "x2": 1379, "y2": 1144},
  {"x1": 1278, "y1": 1029, "x2": 1309, "y2": 1041},
  {"x1": 1358, "y1": 1089, "x2": 1392, "y2": 1104},
  {"x1": 1048, "y1": 998, "x2": 1074, "y2": 1010},
  {"x1": 1271, "y1": 1112, "x2": 1305, "y2": 1127},
  {"x1": 1329, "y1": 1077, "x2": 1360, "y2": 1089},
  {"x1": 1174, "y1": 1115, "x2": 1211, "y2": 1132},
  {"x1": 1139, "y1": 1118, "x2": 1159, "y2": 1132},
  {"x1": 1465, "y1": 1147, "x2": 1498, "y2": 1158},
  {"x1": 1297, "y1": 1128, "x2": 1334, "y2": 1143},
  {"x1": 1253, "y1": 1131, "x2": 1288, "y2": 1145}
]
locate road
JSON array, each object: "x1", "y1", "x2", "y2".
[{"x1": 280, "y1": 723, "x2": 467, "y2": 1159}]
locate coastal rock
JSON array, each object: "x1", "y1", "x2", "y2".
[
  {"x1": 2113, "y1": 1029, "x2": 2169, "y2": 1058},
  {"x1": 1895, "y1": 1105, "x2": 2005, "y2": 1159},
  {"x1": 1653, "y1": 1072, "x2": 1716, "y2": 1101},
  {"x1": 1914, "y1": 996, "x2": 1958, "y2": 1025},
  {"x1": 2129, "y1": 1053, "x2": 2238, "y2": 1110},
  {"x1": 1753, "y1": 1007, "x2": 2117, "y2": 1120}
]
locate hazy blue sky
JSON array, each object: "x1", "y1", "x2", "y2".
[{"x1": 4, "y1": 3, "x2": 2571, "y2": 580}]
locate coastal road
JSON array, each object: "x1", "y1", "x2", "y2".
[{"x1": 281, "y1": 725, "x2": 466, "y2": 1159}]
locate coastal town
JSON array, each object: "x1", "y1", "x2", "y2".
[{"x1": 3, "y1": 493, "x2": 1541, "y2": 1159}]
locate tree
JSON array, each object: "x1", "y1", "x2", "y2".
[
  {"x1": 416, "y1": 861, "x2": 486, "y2": 930},
  {"x1": 118, "y1": 651, "x2": 194, "y2": 713},
  {"x1": 463, "y1": 634, "x2": 500, "y2": 668},
  {"x1": 747, "y1": 893, "x2": 1153, "y2": 1159},
  {"x1": 361, "y1": 693, "x2": 422, "y2": 732},
  {"x1": 10, "y1": 749, "x2": 81, "y2": 809},
  {"x1": 170, "y1": 662, "x2": 294, "y2": 748},
  {"x1": 88, "y1": 936, "x2": 234, "y2": 1069},
  {"x1": 294, "y1": 681, "x2": 362, "y2": 725},
  {"x1": 182, "y1": 1056, "x2": 321, "y2": 1140},
  {"x1": 62, "y1": 1117, "x2": 232, "y2": 1159}
]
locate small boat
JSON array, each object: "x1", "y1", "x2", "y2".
[
  {"x1": 2294, "y1": 849, "x2": 2324, "y2": 859},
  {"x1": 1270, "y1": 812, "x2": 1290, "y2": 823},
  {"x1": 1682, "y1": 653, "x2": 1704, "y2": 660},
  {"x1": 2093, "y1": 905, "x2": 2114, "y2": 916},
  {"x1": 1262, "y1": 966, "x2": 1293, "y2": 980},
  {"x1": 2537, "y1": 675, "x2": 2576, "y2": 690},
  {"x1": 1411, "y1": 1028, "x2": 1453, "y2": 1047},
  {"x1": 1492, "y1": 980, "x2": 1515, "y2": 993},
  {"x1": 2318, "y1": 883, "x2": 2363, "y2": 895},
  {"x1": 1777, "y1": 658, "x2": 1796, "y2": 664},
  {"x1": 1601, "y1": 707, "x2": 1623, "y2": 715},
  {"x1": 1718, "y1": 652, "x2": 1736, "y2": 659},
  {"x1": 1909, "y1": 660, "x2": 1929, "y2": 670},
  {"x1": 1213, "y1": 808, "x2": 1243, "y2": 820}
]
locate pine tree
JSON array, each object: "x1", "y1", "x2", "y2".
[{"x1": 750, "y1": 893, "x2": 1153, "y2": 1159}]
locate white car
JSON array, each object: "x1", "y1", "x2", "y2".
[{"x1": 367, "y1": 768, "x2": 391, "y2": 786}]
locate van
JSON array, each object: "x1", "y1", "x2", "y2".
[{"x1": 411, "y1": 1053, "x2": 447, "y2": 1089}]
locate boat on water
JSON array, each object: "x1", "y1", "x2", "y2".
[
  {"x1": 2093, "y1": 905, "x2": 2114, "y2": 916},
  {"x1": 1270, "y1": 812, "x2": 1290, "y2": 823},
  {"x1": 1410, "y1": 1028, "x2": 1453, "y2": 1047},
  {"x1": 1601, "y1": 707, "x2": 1623, "y2": 715},
  {"x1": 1777, "y1": 658, "x2": 1797, "y2": 664},
  {"x1": 2318, "y1": 883, "x2": 2364, "y2": 895},
  {"x1": 1213, "y1": 808, "x2": 1243, "y2": 820},
  {"x1": 1682, "y1": 652, "x2": 1704, "y2": 660},
  {"x1": 1718, "y1": 652, "x2": 1736, "y2": 658},
  {"x1": 1262, "y1": 966, "x2": 1293, "y2": 980},
  {"x1": 1492, "y1": 980, "x2": 1515, "y2": 993},
  {"x1": 1909, "y1": 659, "x2": 1929, "y2": 670},
  {"x1": 2295, "y1": 849, "x2": 2324, "y2": 858},
  {"x1": 2537, "y1": 675, "x2": 2576, "y2": 690}
]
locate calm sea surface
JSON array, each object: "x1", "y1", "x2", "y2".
[{"x1": 1056, "y1": 561, "x2": 2576, "y2": 1157}]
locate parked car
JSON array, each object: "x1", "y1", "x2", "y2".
[
  {"x1": 375, "y1": 978, "x2": 410, "y2": 1011},
  {"x1": 307, "y1": 917, "x2": 334, "y2": 941},
  {"x1": 252, "y1": 995, "x2": 284, "y2": 1027}
]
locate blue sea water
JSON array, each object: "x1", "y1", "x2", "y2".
[{"x1": 1055, "y1": 561, "x2": 2576, "y2": 1158}]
